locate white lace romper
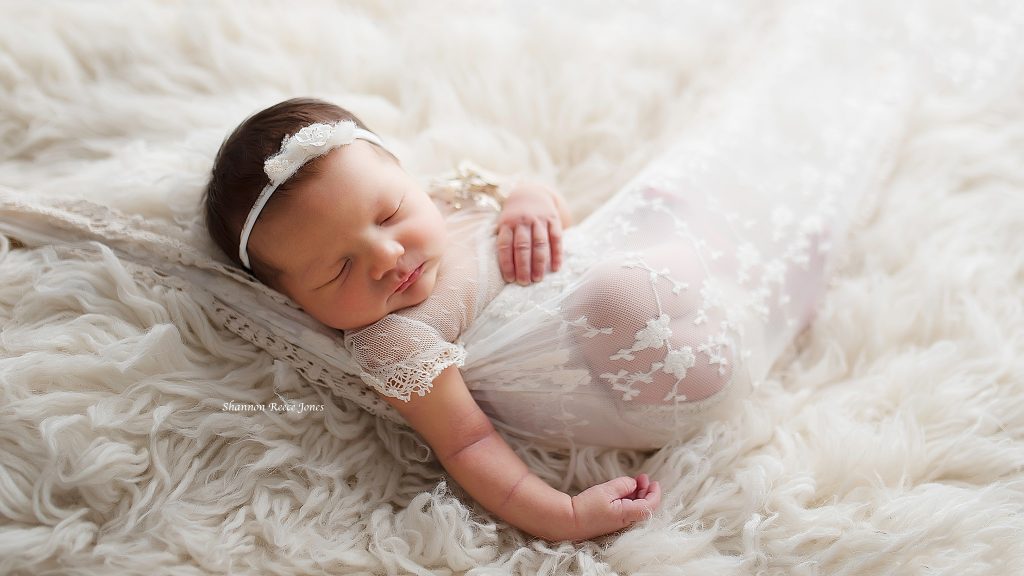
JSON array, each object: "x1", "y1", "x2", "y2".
[
  {"x1": 348, "y1": 161, "x2": 837, "y2": 451},
  {"x1": 345, "y1": 27, "x2": 915, "y2": 450}
]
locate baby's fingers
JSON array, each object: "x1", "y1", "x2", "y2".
[
  {"x1": 549, "y1": 217, "x2": 563, "y2": 273},
  {"x1": 513, "y1": 223, "x2": 533, "y2": 285},
  {"x1": 619, "y1": 492, "x2": 659, "y2": 523},
  {"x1": 620, "y1": 479, "x2": 661, "y2": 524},
  {"x1": 634, "y1": 473, "x2": 650, "y2": 498},
  {"x1": 644, "y1": 481, "x2": 661, "y2": 510},
  {"x1": 531, "y1": 220, "x2": 550, "y2": 282},
  {"x1": 496, "y1": 225, "x2": 515, "y2": 282}
]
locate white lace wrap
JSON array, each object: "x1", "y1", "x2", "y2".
[{"x1": 0, "y1": 187, "x2": 407, "y2": 426}]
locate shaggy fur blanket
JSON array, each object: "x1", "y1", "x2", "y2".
[{"x1": 1, "y1": 1, "x2": 1022, "y2": 574}]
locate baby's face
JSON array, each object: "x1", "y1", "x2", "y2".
[{"x1": 249, "y1": 140, "x2": 447, "y2": 330}]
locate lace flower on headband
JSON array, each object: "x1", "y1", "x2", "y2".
[
  {"x1": 263, "y1": 122, "x2": 354, "y2": 186},
  {"x1": 237, "y1": 120, "x2": 391, "y2": 269}
]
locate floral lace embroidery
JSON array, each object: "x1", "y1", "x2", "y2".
[{"x1": 344, "y1": 316, "x2": 467, "y2": 402}]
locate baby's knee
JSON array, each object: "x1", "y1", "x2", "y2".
[
  {"x1": 564, "y1": 254, "x2": 737, "y2": 404},
  {"x1": 565, "y1": 259, "x2": 651, "y2": 333}
]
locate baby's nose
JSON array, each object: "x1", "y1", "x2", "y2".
[{"x1": 371, "y1": 240, "x2": 405, "y2": 280}]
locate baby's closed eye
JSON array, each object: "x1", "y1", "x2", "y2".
[
  {"x1": 318, "y1": 260, "x2": 349, "y2": 289},
  {"x1": 381, "y1": 195, "x2": 404, "y2": 225}
]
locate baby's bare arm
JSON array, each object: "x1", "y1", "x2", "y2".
[
  {"x1": 380, "y1": 366, "x2": 661, "y2": 540},
  {"x1": 380, "y1": 366, "x2": 576, "y2": 541}
]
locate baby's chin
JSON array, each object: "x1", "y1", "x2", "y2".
[
  {"x1": 304, "y1": 305, "x2": 384, "y2": 332},
  {"x1": 315, "y1": 295, "x2": 431, "y2": 332},
  {"x1": 322, "y1": 314, "x2": 381, "y2": 332}
]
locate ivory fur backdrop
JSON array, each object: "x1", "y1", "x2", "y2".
[{"x1": 1, "y1": 1, "x2": 1023, "y2": 574}]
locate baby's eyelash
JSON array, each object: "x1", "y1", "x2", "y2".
[
  {"x1": 319, "y1": 260, "x2": 348, "y2": 289},
  {"x1": 381, "y1": 197, "x2": 403, "y2": 224}
]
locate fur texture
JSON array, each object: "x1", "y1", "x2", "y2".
[{"x1": 0, "y1": 1, "x2": 1022, "y2": 574}]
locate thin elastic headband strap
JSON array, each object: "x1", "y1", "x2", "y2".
[{"x1": 238, "y1": 121, "x2": 391, "y2": 269}]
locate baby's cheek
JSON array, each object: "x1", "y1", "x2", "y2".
[
  {"x1": 418, "y1": 263, "x2": 442, "y2": 299},
  {"x1": 426, "y1": 216, "x2": 448, "y2": 254},
  {"x1": 303, "y1": 289, "x2": 354, "y2": 331}
]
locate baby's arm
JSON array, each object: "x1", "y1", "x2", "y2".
[{"x1": 379, "y1": 366, "x2": 660, "y2": 542}]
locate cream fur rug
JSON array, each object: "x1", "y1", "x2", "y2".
[{"x1": 1, "y1": 1, "x2": 1023, "y2": 574}]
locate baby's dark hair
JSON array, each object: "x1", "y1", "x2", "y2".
[{"x1": 202, "y1": 97, "x2": 393, "y2": 288}]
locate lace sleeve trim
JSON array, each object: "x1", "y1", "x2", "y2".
[
  {"x1": 357, "y1": 343, "x2": 466, "y2": 402},
  {"x1": 344, "y1": 315, "x2": 467, "y2": 403}
]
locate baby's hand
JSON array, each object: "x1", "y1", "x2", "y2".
[
  {"x1": 567, "y1": 473, "x2": 661, "y2": 541},
  {"x1": 496, "y1": 182, "x2": 564, "y2": 285}
]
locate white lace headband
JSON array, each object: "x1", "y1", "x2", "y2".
[{"x1": 238, "y1": 120, "x2": 391, "y2": 269}]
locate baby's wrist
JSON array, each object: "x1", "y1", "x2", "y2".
[
  {"x1": 498, "y1": 473, "x2": 577, "y2": 542},
  {"x1": 534, "y1": 490, "x2": 578, "y2": 542}
]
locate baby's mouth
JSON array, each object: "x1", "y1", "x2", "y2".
[{"x1": 393, "y1": 262, "x2": 425, "y2": 295}]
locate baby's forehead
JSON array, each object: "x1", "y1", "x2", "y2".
[
  {"x1": 291, "y1": 154, "x2": 367, "y2": 202},
  {"x1": 317, "y1": 142, "x2": 387, "y2": 189},
  {"x1": 273, "y1": 141, "x2": 401, "y2": 223},
  {"x1": 272, "y1": 169, "x2": 375, "y2": 229}
]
